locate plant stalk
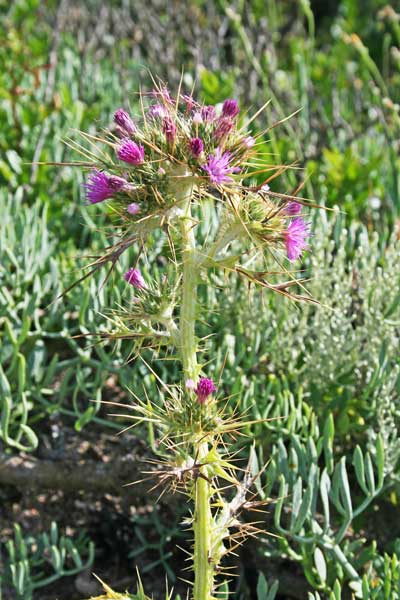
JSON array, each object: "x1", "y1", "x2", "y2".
[
  {"x1": 180, "y1": 201, "x2": 198, "y2": 381},
  {"x1": 179, "y1": 191, "x2": 214, "y2": 599}
]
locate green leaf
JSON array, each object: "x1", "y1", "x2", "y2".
[
  {"x1": 375, "y1": 434, "x2": 385, "y2": 488},
  {"x1": 257, "y1": 572, "x2": 268, "y2": 599},
  {"x1": 314, "y1": 547, "x2": 327, "y2": 583},
  {"x1": 323, "y1": 413, "x2": 335, "y2": 474},
  {"x1": 74, "y1": 406, "x2": 96, "y2": 432},
  {"x1": 293, "y1": 483, "x2": 312, "y2": 534},
  {"x1": 353, "y1": 445, "x2": 368, "y2": 494},
  {"x1": 267, "y1": 580, "x2": 279, "y2": 600},
  {"x1": 249, "y1": 444, "x2": 263, "y2": 498},
  {"x1": 339, "y1": 458, "x2": 353, "y2": 519},
  {"x1": 319, "y1": 469, "x2": 331, "y2": 529},
  {"x1": 290, "y1": 477, "x2": 303, "y2": 530}
]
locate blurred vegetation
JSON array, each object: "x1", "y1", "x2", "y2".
[{"x1": 0, "y1": 0, "x2": 399, "y2": 599}]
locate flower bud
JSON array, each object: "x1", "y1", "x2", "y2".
[
  {"x1": 124, "y1": 268, "x2": 146, "y2": 289},
  {"x1": 113, "y1": 108, "x2": 136, "y2": 135},
  {"x1": 162, "y1": 116, "x2": 176, "y2": 144},
  {"x1": 214, "y1": 117, "x2": 234, "y2": 141},
  {"x1": 185, "y1": 378, "x2": 196, "y2": 390},
  {"x1": 190, "y1": 137, "x2": 204, "y2": 158},
  {"x1": 195, "y1": 377, "x2": 216, "y2": 404},
  {"x1": 285, "y1": 201, "x2": 302, "y2": 215},
  {"x1": 222, "y1": 98, "x2": 240, "y2": 118},
  {"x1": 127, "y1": 203, "x2": 140, "y2": 215},
  {"x1": 201, "y1": 105, "x2": 216, "y2": 122}
]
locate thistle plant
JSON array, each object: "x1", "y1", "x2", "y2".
[{"x1": 66, "y1": 79, "x2": 316, "y2": 599}]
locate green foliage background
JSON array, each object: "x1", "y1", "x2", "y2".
[{"x1": 0, "y1": 0, "x2": 399, "y2": 598}]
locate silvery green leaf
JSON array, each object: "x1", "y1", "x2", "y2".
[
  {"x1": 364, "y1": 453, "x2": 376, "y2": 495},
  {"x1": 323, "y1": 413, "x2": 335, "y2": 474},
  {"x1": 257, "y1": 572, "x2": 268, "y2": 599},
  {"x1": 293, "y1": 484, "x2": 312, "y2": 533},
  {"x1": 290, "y1": 477, "x2": 303, "y2": 530},
  {"x1": 353, "y1": 445, "x2": 368, "y2": 494},
  {"x1": 267, "y1": 580, "x2": 279, "y2": 600},
  {"x1": 314, "y1": 547, "x2": 327, "y2": 583},
  {"x1": 320, "y1": 469, "x2": 331, "y2": 528}
]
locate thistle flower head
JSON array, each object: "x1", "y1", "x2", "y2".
[
  {"x1": 284, "y1": 217, "x2": 310, "y2": 261},
  {"x1": 201, "y1": 105, "x2": 217, "y2": 122},
  {"x1": 222, "y1": 98, "x2": 240, "y2": 118},
  {"x1": 124, "y1": 268, "x2": 146, "y2": 289},
  {"x1": 113, "y1": 108, "x2": 136, "y2": 135},
  {"x1": 202, "y1": 148, "x2": 236, "y2": 186},
  {"x1": 190, "y1": 137, "x2": 204, "y2": 158},
  {"x1": 85, "y1": 170, "x2": 127, "y2": 204},
  {"x1": 117, "y1": 139, "x2": 145, "y2": 165},
  {"x1": 195, "y1": 378, "x2": 216, "y2": 404},
  {"x1": 285, "y1": 201, "x2": 302, "y2": 215}
]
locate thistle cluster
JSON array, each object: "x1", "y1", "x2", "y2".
[
  {"x1": 69, "y1": 80, "x2": 315, "y2": 599},
  {"x1": 86, "y1": 89, "x2": 251, "y2": 209},
  {"x1": 82, "y1": 83, "x2": 310, "y2": 285}
]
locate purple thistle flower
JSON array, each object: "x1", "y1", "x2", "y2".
[
  {"x1": 113, "y1": 108, "x2": 136, "y2": 135},
  {"x1": 162, "y1": 116, "x2": 176, "y2": 144},
  {"x1": 117, "y1": 139, "x2": 145, "y2": 165},
  {"x1": 202, "y1": 148, "x2": 236, "y2": 185},
  {"x1": 196, "y1": 378, "x2": 216, "y2": 404},
  {"x1": 285, "y1": 201, "x2": 302, "y2": 215},
  {"x1": 214, "y1": 116, "x2": 234, "y2": 141},
  {"x1": 201, "y1": 105, "x2": 217, "y2": 122},
  {"x1": 85, "y1": 170, "x2": 126, "y2": 204},
  {"x1": 124, "y1": 268, "x2": 146, "y2": 289},
  {"x1": 284, "y1": 217, "x2": 310, "y2": 261},
  {"x1": 127, "y1": 202, "x2": 140, "y2": 215},
  {"x1": 222, "y1": 98, "x2": 240, "y2": 118},
  {"x1": 148, "y1": 104, "x2": 168, "y2": 119},
  {"x1": 190, "y1": 137, "x2": 204, "y2": 158}
]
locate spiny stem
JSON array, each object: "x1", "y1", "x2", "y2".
[
  {"x1": 180, "y1": 202, "x2": 198, "y2": 380},
  {"x1": 193, "y1": 441, "x2": 214, "y2": 600},
  {"x1": 179, "y1": 191, "x2": 214, "y2": 599}
]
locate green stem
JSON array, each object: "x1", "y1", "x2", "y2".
[
  {"x1": 179, "y1": 193, "x2": 214, "y2": 599},
  {"x1": 193, "y1": 441, "x2": 214, "y2": 600},
  {"x1": 180, "y1": 201, "x2": 198, "y2": 380}
]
